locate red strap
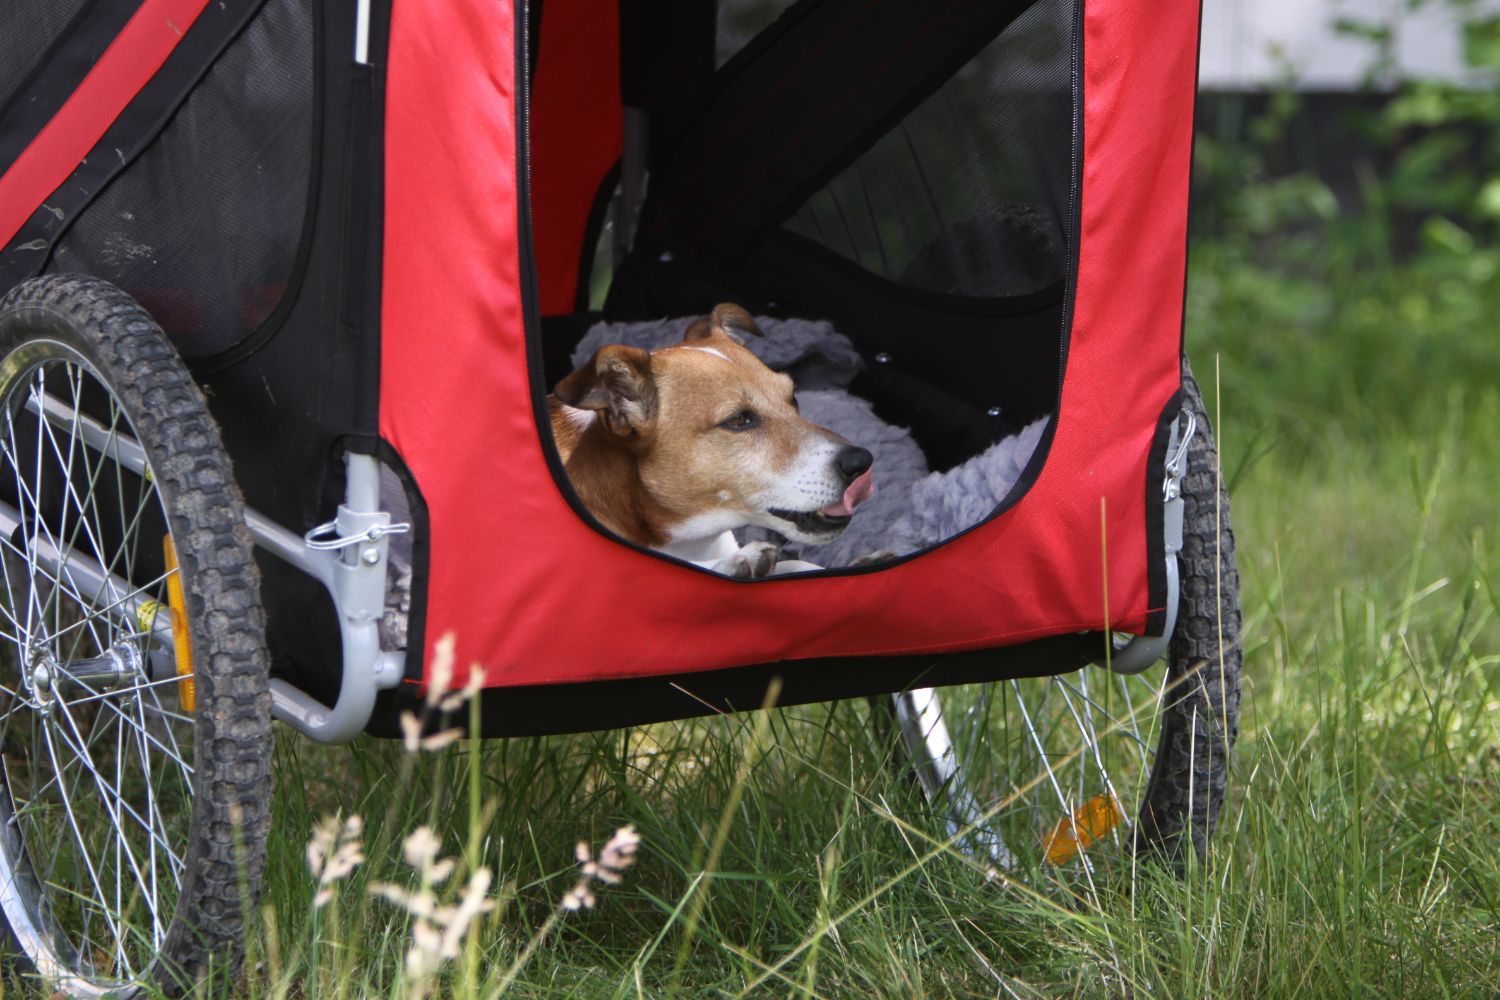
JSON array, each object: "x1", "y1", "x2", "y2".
[{"x1": 0, "y1": 0, "x2": 210, "y2": 248}]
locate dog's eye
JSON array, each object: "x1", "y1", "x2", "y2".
[{"x1": 719, "y1": 410, "x2": 759, "y2": 431}]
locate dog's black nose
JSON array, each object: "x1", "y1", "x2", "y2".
[{"x1": 835, "y1": 445, "x2": 873, "y2": 482}]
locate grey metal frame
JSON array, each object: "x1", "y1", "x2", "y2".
[
  {"x1": 253, "y1": 452, "x2": 408, "y2": 742},
  {"x1": 10, "y1": 394, "x2": 406, "y2": 744},
  {"x1": 1099, "y1": 407, "x2": 1195, "y2": 674}
]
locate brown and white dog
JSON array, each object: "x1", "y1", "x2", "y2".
[{"x1": 548, "y1": 304, "x2": 875, "y2": 577}]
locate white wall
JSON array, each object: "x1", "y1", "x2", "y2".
[{"x1": 1199, "y1": 0, "x2": 1494, "y2": 89}]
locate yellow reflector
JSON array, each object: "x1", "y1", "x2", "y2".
[
  {"x1": 162, "y1": 535, "x2": 195, "y2": 713},
  {"x1": 135, "y1": 598, "x2": 163, "y2": 637},
  {"x1": 1043, "y1": 792, "x2": 1124, "y2": 865}
]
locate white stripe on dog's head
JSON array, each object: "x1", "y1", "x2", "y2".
[{"x1": 681, "y1": 345, "x2": 731, "y2": 362}]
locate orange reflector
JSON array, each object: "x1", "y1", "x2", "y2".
[
  {"x1": 162, "y1": 535, "x2": 195, "y2": 712},
  {"x1": 1043, "y1": 792, "x2": 1124, "y2": 865}
]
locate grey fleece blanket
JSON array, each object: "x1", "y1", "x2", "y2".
[{"x1": 571, "y1": 316, "x2": 1047, "y2": 566}]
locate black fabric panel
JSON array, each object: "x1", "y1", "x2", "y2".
[
  {"x1": 634, "y1": 0, "x2": 1035, "y2": 272},
  {"x1": 47, "y1": 0, "x2": 313, "y2": 361},
  {"x1": 194, "y1": 0, "x2": 389, "y2": 687},
  {"x1": 366, "y1": 631, "x2": 1100, "y2": 739},
  {"x1": 0, "y1": 0, "x2": 125, "y2": 174},
  {"x1": 338, "y1": 62, "x2": 382, "y2": 434},
  {"x1": 1, "y1": 0, "x2": 267, "y2": 289},
  {"x1": 619, "y1": 0, "x2": 716, "y2": 154},
  {"x1": 527, "y1": 0, "x2": 544, "y2": 79}
]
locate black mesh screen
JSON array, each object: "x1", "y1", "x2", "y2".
[
  {"x1": 48, "y1": 0, "x2": 314, "y2": 360},
  {"x1": 0, "y1": 0, "x2": 88, "y2": 110},
  {"x1": 781, "y1": 0, "x2": 1072, "y2": 299},
  {"x1": 715, "y1": 0, "x2": 797, "y2": 68}
]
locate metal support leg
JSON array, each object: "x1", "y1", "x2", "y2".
[{"x1": 27, "y1": 392, "x2": 408, "y2": 742}]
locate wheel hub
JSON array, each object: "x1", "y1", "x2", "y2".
[{"x1": 22, "y1": 644, "x2": 146, "y2": 712}]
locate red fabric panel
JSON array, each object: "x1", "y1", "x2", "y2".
[
  {"x1": 529, "y1": 0, "x2": 622, "y2": 315},
  {"x1": 0, "y1": 0, "x2": 211, "y2": 247},
  {"x1": 381, "y1": 0, "x2": 1197, "y2": 689}
]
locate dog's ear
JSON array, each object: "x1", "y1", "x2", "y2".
[
  {"x1": 554, "y1": 345, "x2": 657, "y2": 437},
  {"x1": 686, "y1": 303, "x2": 764, "y2": 343}
]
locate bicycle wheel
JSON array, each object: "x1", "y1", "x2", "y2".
[
  {"x1": 888, "y1": 359, "x2": 1240, "y2": 880},
  {"x1": 0, "y1": 275, "x2": 272, "y2": 996}
]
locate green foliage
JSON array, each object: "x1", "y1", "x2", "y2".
[{"x1": 1190, "y1": 1, "x2": 1500, "y2": 467}]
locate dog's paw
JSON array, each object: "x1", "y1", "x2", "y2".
[
  {"x1": 713, "y1": 541, "x2": 781, "y2": 579},
  {"x1": 850, "y1": 549, "x2": 897, "y2": 567}
]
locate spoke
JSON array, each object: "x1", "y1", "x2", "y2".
[
  {"x1": 0, "y1": 437, "x2": 110, "y2": 656},
  {"x1": 1056, "y1": 674, "x2": 1111, "y2": 785},
  {"x1": 35, "y1": 381, "x2": 106, "y2": 599},
  {"x1": 35, "y1": 567, "x2": 174, "y2": 650},
  {"x1": 55, "y1": 671, "x2": 194, "y2": 779},
  {"x1": 1053, "y1": 676, "x2": 1124, "y2": 844},
  {"x1": 1054, "y1": 673, "x2": 1157, "y2": 750},
  {"x1": 139, "y1": 680, "x2": 194, "y2": 786},
  {"x1": 31, "y1": 368, "x2": 50, "y2": 646},
  {"x1": 133, "y1": 689, "x2": 169, "y2": 943},
  {"x1": 64, "y1": 673, "x2": 194, "y2": 710},
  {"x1": 0, "y1": 533, "x2": 30, "y2": 641},
  {"x1": 38, "y1": 719, "x2": 131, "y2": 973},
  {"x1": 1115, "y1": 672, "x2": 1153, "y2": 775},
  {"x1": 48, "y1": 705, "x2": 185, "y2": 882},
  {"x1": 103, "y1": 380, "x2": 153, "y2": 664},
  {"x1": 115, "y1": 690, "x2": 126, "y2": 943},
  {"x1": 58, "y1": 390, "x2": 159, "y2": 667},
  {"x1": 0, "y1": 531, "x2": 112, "y2": 638},
  {"x1": 49, "y1": 695, "x2": 161, "y2": 938},
  {"x1": 32, "y1": 366, "x2": 109, "y2": 657},
  {"x1": 1008, "y1": 679, "x2": 1072, "y2": 817},
  {"x1": 6, "y1": 403, "x2": 45, "y2": 645},
  {"x1": 141, "y1": 702, "x2": 194, "y2": 728},
  {"x1": 7, "y1": 371, "x2": 155, "y2": 665}
]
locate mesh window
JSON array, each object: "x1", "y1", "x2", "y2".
[
  {"x1": 782, "y1": 0, "x2": 1072, "y2": 299},
  {"x1": 48, "y1": 0, "x2": 314, "y2": 360},
  {"x1": 715, "y1": 0, "x2": 798, "y2": 68},
  {"x1": 0, "y1": 0, "x2": 88, "y2": 110}
]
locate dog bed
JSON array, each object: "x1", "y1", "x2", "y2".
[{"x1": 570, "y1": 316, "x2": 1047, "y2": 565}]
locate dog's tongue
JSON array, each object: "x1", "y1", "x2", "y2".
[{"x1": 821, "y1": 469, "x2": 875, "y2": 518}]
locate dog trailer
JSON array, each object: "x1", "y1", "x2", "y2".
[{"x1": 0, "y1": 0, "x2": 1239, "y2": 993}]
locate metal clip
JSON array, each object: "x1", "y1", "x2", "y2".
[
  {"x1": 1163, "y1": 409, "x2": 1197, "y2": 502},
  {"x1": 304, "y1": 519, "x2": 411, "y2": 552}
]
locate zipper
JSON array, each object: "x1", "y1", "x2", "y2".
[
  {"x1": 517, "y1": 0, "x2": 553, "y2": 490},
  {"x1": 517, "y1": 0, "x2": 539, "y2": 326},
  {"x1": 1057, "y1": 0, "x2": 1083, "y2": 419}
]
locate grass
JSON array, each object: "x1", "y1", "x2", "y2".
[
  {"x1": 186, "y1": 235, "x2": 1499, "y2": 998},
  {"x1": 9, "y1": 236, "x2": 1495, "y2": 996}
]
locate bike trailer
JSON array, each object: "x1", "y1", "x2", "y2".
[{"x1": 0, "y1": 0, "x2": 1240, "y2": 993}]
